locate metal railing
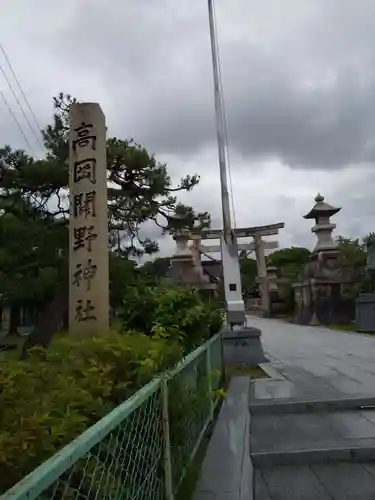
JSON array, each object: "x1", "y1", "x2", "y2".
[{"x1": 1, "y1": 333, "x2": 224, "y2": 500}]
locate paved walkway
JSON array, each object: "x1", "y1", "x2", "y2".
[
  {"x1": 248, "y1": 316, "x2": 375, "y2": 500},
  {"x1": 250, "y1": 316, "x2": 375, "y2": 400}
]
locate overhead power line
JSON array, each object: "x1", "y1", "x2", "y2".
[
  {"x1": 0, "y1": 62, "x2": 44, "y2": 152},
  {"x1": 0, "y1": 42, "x2": 45, "y2": 153},
  {"x1": 0, "y1": 89, "x2": 36, "y2": 156},
  {"x1": 0, "y1": 43, "x2": 43, "y2": 134}
]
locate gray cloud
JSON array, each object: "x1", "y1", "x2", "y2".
[
  {"x1": 1, "y1": 0, "x2": 375, "y2": 256},
  {"x1": 45, "y1": 0, "x2": 375, "y2": 168}
]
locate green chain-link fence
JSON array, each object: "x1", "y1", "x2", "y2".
[{"x1": 1, "y1": 333, "x2": 224, "y2": 500}]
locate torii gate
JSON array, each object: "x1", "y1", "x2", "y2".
[{"x1": 190, "y1": 222, "x2": 285, "y2": 316}]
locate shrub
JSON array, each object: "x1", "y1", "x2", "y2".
[
  {"x1": 0, "y1": 331, "x2": 182, "y2": 493},
  {"x1": 0, "y1": 284, "x2": 223, "y2": 493},
  {"x1": 120, "y1": 285, "x2": 223, "y2": 352}
]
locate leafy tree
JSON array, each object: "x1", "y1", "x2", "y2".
[
  {"x1": 164, "y1": 202, "x2": 211, "y2": 234},
  {"x1": 0, "y1": 93, "x2": 206, "y2": 307},
  {"x1": 336, "y1": 236, "x2": 367, "y2": 273},
  {"x1": 267, "y1": 246, "x2": 311, "y2": 279},
  {"x1": 109, "y1": 253, "x2": 139, "y2": 312},
  {"x1": 139, "y1": 257, "x2": 171, "y2": 285},
  {"x1": 335, "y1": 235, "x2": 373, "y2": 292},
  {"x1": 0, "y1": 193, "x2": 67, "y2": 308},
  {"x1": 119, "y1": 284, "x2": 222, "y2": 353},
  {"x1": 239, "y1": 256, "x2": 258, "y2": 297}
]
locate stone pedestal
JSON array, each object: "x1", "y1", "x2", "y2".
[
  {"x1": 222, "y1": 327, "x2": 267, "y2": 368},
  {"x1": 170, "y1": 231, "x2": 216, "y2": 292},
  {"x1": 189, "y1": 233, "x2": 207, "y2": 281},
  {"x1": 293, "y1": 279, "x2": 356, "y2": 326},
  {"x1": 266, "y1": 266, "x2": 278, "y2": 292}
]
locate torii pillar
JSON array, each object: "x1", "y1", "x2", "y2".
[
  {"x1": 254, "y1": 235, "x2": 270, "y2": 316},
  {"x1": 200, "y1": 223, "x2": 285, "y2": 317}
]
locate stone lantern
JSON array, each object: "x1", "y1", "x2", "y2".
[
  {"x1": 169, "y1": 229, "x2": 216, "y2": 291},
  {"x1": 266, "y1": 266, "x2": 278, "y2": 292},
  {"x1": 172, "y1": 229, "x2": 192, "y2": 259},
  {"x1": 303, "y1": 193, "x2": 341, "y2": 254},
  {"x1": 292, "y1": 193, "x2": 355, "y2": 326}
]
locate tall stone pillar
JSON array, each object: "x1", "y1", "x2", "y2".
[
  {"x1": 190, "y1": 233, "x2": 206, "y2": 280},
  {"x1": 69, "y1": 103, "x2": 109, "y2": 336},
  {"x1": 266, "y1": 266, "x2": 278, "y2": 292},
  {"x1": 254, "y1": 235, "x2": 270, "y2": 316}
]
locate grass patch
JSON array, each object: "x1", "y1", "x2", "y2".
[
  {"x1": 329, "y1": 324, "x2": 375, "y2": 335},
  {"x1": 226, "y1": 364, "x2": 270, "y2": 379},
  {"x1": 329, "y1": 323, "x2": 356, "y2": 332}
]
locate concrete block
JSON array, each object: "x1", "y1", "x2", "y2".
[{"x1": 222, "y1": 327, "x2": 267, "y2": 368}]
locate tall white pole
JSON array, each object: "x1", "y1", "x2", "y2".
[
  {"x1": 207, "y1": 0, "x2": 232, "y2": 242},
  {"x1": 207, "y1": 0, "x2": 245, "y2": 327}
]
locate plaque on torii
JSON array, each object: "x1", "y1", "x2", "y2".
[
  {"x1": 201, "y1": 241, "x2": 279, "y2": 254},
  {"x1": 200, "y1": 223, "x2": 285, "y2": 240}
]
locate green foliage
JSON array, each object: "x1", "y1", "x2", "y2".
[
  {"x1": 109, "y1": 253, "x2": 139, "y2": 311},
  {"x1": 0, "y1": 331, "x2": 182, "y2": 493},
  {"x1": 239, "y1": 256, "x2": 258, "y2": 297},
  {"x1": 139, "y1": 257, "x2": 171, "y2": 285},
  {"x1": 120, "y1": 285, "x2": 222, "y2": 353},
  {"x1": 165, "y1": 203, "x2": 211, "y2": 234},
  {"x1": 281, "y1": 282, "x2": 295, "y2": 311},
  {"x1": 206, "y1": 302, "x2": 224, "y2": 336},
  {"x1": 0, "y1": 193, "x2": 67, "y2": 307},
  {"x1": 0, "y1": 93, "x2": 204, "y2": 307},
  {"x1": 335, "y1": 235, "x2": 375, "y2": 294},
  {"x1": 336, "y1": 236, "x2": 367, "y2": 271},
  {"x1": 268, "y1": 247, "x2": 311, "y2": 279},
  {"x1": 0, "y1": 289, "x2": 222, "y2": 492}
]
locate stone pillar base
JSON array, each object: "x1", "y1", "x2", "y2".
[
  {"x1": 222, "y1": 327, "x2": 267, "y2": 368},
  {"x1": 227, "y1": 309, "x2": 246, "y2": 328}
]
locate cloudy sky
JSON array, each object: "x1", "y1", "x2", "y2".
[{"x1": 1, "y1": 0, "x2": 374, "y2": 257}]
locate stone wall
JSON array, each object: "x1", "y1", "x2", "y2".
[{"x1": 292, "y1": 280, "x2": 356, "y2": 325}]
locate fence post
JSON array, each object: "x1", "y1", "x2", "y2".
[
  {"x1": 161, "y1": 377, "x2": 174, "y2": 500},
  {"x1": 220, "y1": 333, "x2": 226, "y2": 385},
  {"x1": 206, "y1": 343, "x2": 214, "y2": 421}
]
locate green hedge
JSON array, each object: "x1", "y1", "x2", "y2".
[
  {"x1": 120, "y1": 285, "x2": 222, "y2": 352},
  {"x1": 0, "y1": 332, "x2": 182, "y2": 492},
  {"x1": 0, "y1": 285, "x2": 222, "y2": 493}
]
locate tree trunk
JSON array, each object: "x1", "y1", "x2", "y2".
[{"x1": 21, "y1": 290, "x2": 68, "y2": 359}]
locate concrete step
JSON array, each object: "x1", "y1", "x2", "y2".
[
  {"x1": 251, "y1": 409, "x2": 375, "y2": 466},
  {"x1": 250, "y1": 395, "x2": 375, "y2": 415},
  {"x1": 254, "y1": 463, "x2": 375, "y2": 500}
]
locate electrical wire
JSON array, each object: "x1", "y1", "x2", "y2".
[
  {"x1": 0, "y1": 44, "x2": 43, "y2": 136},
  {"x1": 0, "y1": 63, "x2": 44, "y2": 153},
  {"x1": 211, "y1": 0, "x2": 237, "y2": 229},
  {"x1": 0, "y1": 89, "x2": 36, "y2": 156}
]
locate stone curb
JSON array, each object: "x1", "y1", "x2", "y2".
[
  {"x1": 249, "y1": 395, "x2": 375, "y2": 415},
  {"x1": 251, "y1": 442, "x2": 375, "y2": 467},
  {"x1": 192, "y1": 377, "x2": 254, "y2": 500},
  {"x1": 258, "y1": 362, "x2": 285, "y2": 380}
]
